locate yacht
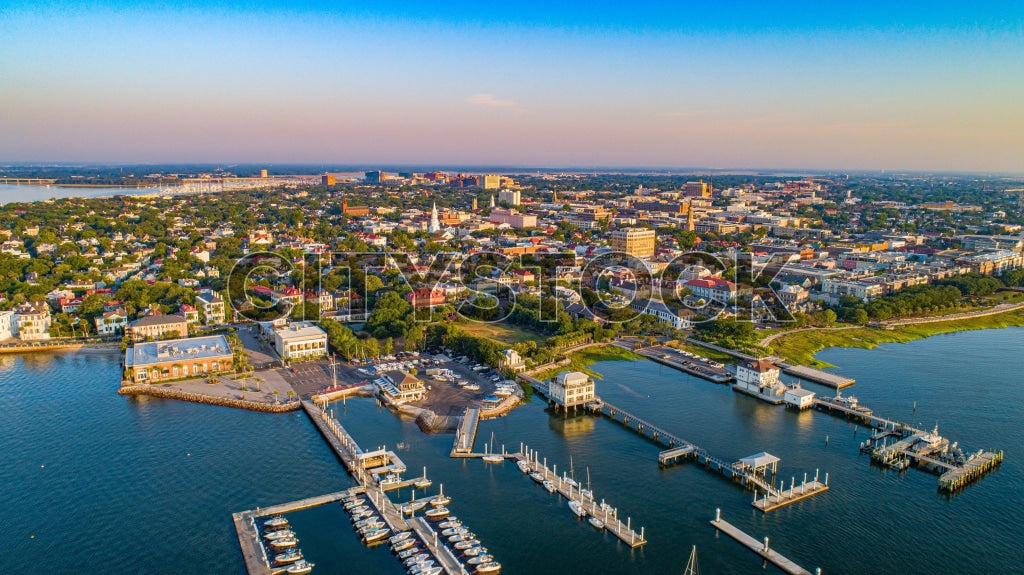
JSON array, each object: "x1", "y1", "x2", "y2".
[
  {"x1": 516, "y1": 460, "x2": 531, "y2": 473},
  {"x1": 274, "y1": 550, "x2": 303, "y2": 565},
  {"x1": 264, "y1": 529, "x2": 296, "y2": 540},
  {"x1": 285, "y1": 559, "x2": 314, "y2": 574},
  {"x1": 474, "y1": 561, "x2": 502, "y2": 573},
  {"x1": 568, "y1": 500, "x2": 588, "y2": 518},
  {"x1": 588, "y1": 516, "x2": 605, "y2": 530},
  {"x1": 562, "y1": 475, "x2": 578, "y2": 488},
  {"x1": 271, "y1": 537, "x2": 299, "y2": 549},
  {"x1": 424, "y1": 505, "x2": 449, "y2": 520},
  {"x1": 264, "y1": 516, "x2": 289, "y2": 529}
]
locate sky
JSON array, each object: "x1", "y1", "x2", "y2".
[{"x1": 2, "y1": 1, "x2": 1024, "y2": 172}]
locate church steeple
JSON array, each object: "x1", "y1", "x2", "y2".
[{"x1": 428, "y1": 202, "x2": 441, "y2": 234}]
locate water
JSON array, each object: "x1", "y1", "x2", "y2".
[
  {"x1": 0, "y1": 183, "x2": 159, "y2": 202},
  {"x1": 2, "y1": 329, "x2": 1021, "y2": 574}
]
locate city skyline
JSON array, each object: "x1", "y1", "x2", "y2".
[{"x1": 3, "y1": 1, "x2": 1023, "y2": 171}]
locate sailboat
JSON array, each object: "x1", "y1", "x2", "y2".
[
  {"x1": 684, "y1": 545, "x2": 699, "y2": 575},
  {"x1": 563, "y1": 455, "x2": 578, "y2": 488},
  {"x1": 482, "y1": 432, "x2": 504, "y2": 463},
  {"x1": 581, "y1": 467, "x2": 593, "y2": 500},
  {"x1": 430, "y1": 483, "x2": 451, "y2": 506}
]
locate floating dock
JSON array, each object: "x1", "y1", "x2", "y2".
[
  {"x1": 515, "y1": 447, "x2": 647, "y2": 548},
  {"x1": 752, "y1": 473, "x2": 829, "y2": 513},
  {"x1": 450, "y1": 407, "x2": 480, "y2": 455},
  {"x1": 710, "y1": 510, "x2": 814, "y2": 575},
  {"x1": 782, "y1": 364, "x2": 855, "y2": 389}
]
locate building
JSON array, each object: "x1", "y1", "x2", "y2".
[
  {"x1": 95, "y1": 308, "x2": 128, "y2": 336},
  {"x1": 405, "y1": 287, "x2": 446, "y2": 308},
  {"x1": 783, "y1": 385, "x2": 816, "y2": 409},
  {"x1": 123, "y1": 335, "x2": 233, "y2": 384},
  {"x1": 196, "y1": 293, "x2": 226, "y2": 325},
  {"x1": 128, "y1": 314, "x2": 189, "y2": 342},
  {"x1": 683, "y1": 277, "x2": 737, "y2": 304},
  {"x1": 733, "y1": 359, "x2": 785, "y2": 402},
  {"x1": 820, "y1": 277, "x2": 884, "y2": 302},
  {"x1": 609, "y1": 228, "x2": 656, "y2": 258},
  {"x1": 548, "y1": 371, "x2": 595, "y2": 410},
  {"x1": 271, "y1": 321, "x2": 328, "y2": 360},
  {"x1": 685, "y1": 180, "x2": 712, "y2": 198},
  {"x1": 377, "y1": 370, "x2": 426, "y2": 403},
  {"x1": 0, "y1": 310, "x2": 15, "y2": 341},
  {"x1": 488, "y1": 208, "x2": 538, "y2": 229},
  {"x1": 958, "y1": 235, "x2": 1023, "y2": 251},
  {"x1": 321, "y1": 174, "x2": 336, "y2": 186},
  {"x1": 341, "y1": 197, "x2": 371, "y2": 217},
  {"x1": 498, "y1": 349, "x2": 526, "y2": 373},
  {"x1": 481, "y1": 174, "x2": 502, "y2": 190},
  {"x1": 630, "y1": 298, "x2": 693, "y2": 329},
  {"x1": 14, "y1": 302, "x2": 52, "y2": 341},
  {"x1": 498, "y1": 189, "x2": 521, "y2": 205},
  {"x1": 428, "y1": 202, "x2": 441, "y2": 234},
  {"x1": 365, "y1": 170, "x2": 387, "y2": 184}
]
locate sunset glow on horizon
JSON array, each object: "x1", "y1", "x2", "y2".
[{"x1": 3, "y1": 1, "x2": 1023, "y2": 172}]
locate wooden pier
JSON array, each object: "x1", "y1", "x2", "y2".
[
  {"x1": 782, "y1": 364, "x2": 855, "y2": 389},
  {"x1": 939, "y1": 450, "x2": 1004, "y2": 492},
  {"x1": 451, "y1": 407, "x2": 480, "y2": 455},
  {"x1": 710, "y1": 510, "x2": 814, "y2": 575},
  {"x1": 753, "y1": 474, "x2": 829, "y2": 513},
  {"x1": 514, "y1": 448, "x2": 647, "y2": 548},
  {"x1": 232, "y1": 511, "x2": 272, "y2": 575},
  {"x1": 408, "y1": 517, "x2": 472, "y2": 575}
]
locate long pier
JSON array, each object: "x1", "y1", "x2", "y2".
[
  {"x1": 451, "y1": 407, "x2": 480, "y2": 455},
  {"x1": 408, "y1": 517, "x2": 474, "y2": 575},
  {"x1": 631, "y1": 346, "x2": 733, "y2": 383},
  {"x1": 514, "y1": 448, "x2": 647, "y2": 548},
  {"x1": 710, "y1": 510, "x2": 815, "y2": 575},
  {"x1": 782, "y1": 364, "x2": 855, "y2": 389}
]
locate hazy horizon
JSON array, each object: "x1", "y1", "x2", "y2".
[{"x1": 3, "y1": 1, "x2": 1023, "y2": 172}]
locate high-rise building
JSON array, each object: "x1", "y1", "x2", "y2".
[
  {"x1": 481, "y1": 174, "x2": 502, "y2": 189},
  {"x1": 609, "y1": 228, "x2": 656, "y2": 258},
  {"x1": 498, "y1": 189, "x2": 521, "y2": 205},
  {"x1": 260, "y1": 169, "x2": 268, "y2": 178},
  {"x1": 365, "y1": 170, "x2": 387, "y2": 184},
  {"x1": 322, "y1": 174, "x2": 337, "y2": 186},
  {"x1": 471, "y1": 197, "x2": 478, "y2": 210},
  {"x1": 684, "y1": 180, "x2": 712, "y2": 198}
]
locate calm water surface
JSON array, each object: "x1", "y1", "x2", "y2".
[{"x1": 2, "y1": 328, "x2": 1021, "y2": 574}]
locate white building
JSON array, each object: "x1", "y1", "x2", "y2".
[
  {"x1": 14, "y1": 302, "x2": 51, "y2": 341},
  {"x1": 498, "y1": 349, "x2": 526, "y2": 373},
  {"x1": 548, "y1": 371, "x2": 595, "y2": 409},
  {"x1": 377, "y1": 370, "x2": 426, "y2": 403},
  {"x1": 630, "y1": 298, "x2": 693, "y2": 330},
  {"x1": 734, "y1": 359, "x2": 782, "y2": 397},
  {"x1": 95, "y1": 308, "x2": 128, "y2": 336},
  {"x1": 196, "y1": 293, "x2": 226, "y2": 325},
  {"x1": 783, "y1": 386, "x2": 816, "y2": 410},
  {"x1": 0, "y1": 310, "x2": 15, "y2": 341},
  {"x1": 498, "y1": 189, "x2": 521, "y2": 206},
  {"x1": 272, "y1": 321, "x2": 328, "y2": 360}
]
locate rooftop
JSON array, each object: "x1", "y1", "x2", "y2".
[{"x1": 126, "y1": 335, "x2": 231, "y2": 367}]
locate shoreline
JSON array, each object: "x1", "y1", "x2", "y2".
[
  {"x1": 532, "y1": 344, "x2": 643, "y2": 381},
  {"x1": 768, "y1": 308, "x2": 1024, "y2": 368}
]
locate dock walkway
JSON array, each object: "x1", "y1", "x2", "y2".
[
  {"x1": 782, "y1": 364, "x2": 855, "y2": 389},
  {"x1": 408, "y1": 517, "x2": 470, "y2": 575},
  {"x1": 710, "y1": 512, "x2": 813, "y2": 575},
  {"x1": 451, "y1": 407, "x2": 480, "y2": 455}
]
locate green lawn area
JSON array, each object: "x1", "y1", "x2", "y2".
[
  {"x1": 533, "y1": 345, "x2": 643, "y2": 381},
  {"x1": 769, "y1": 308, "x2": 1024, "y2": 368},
  {"x1": 458, "y1": 321, "x2": 546, "y2": 345}
]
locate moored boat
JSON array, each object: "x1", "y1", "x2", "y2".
[
  {"x1": 475, "y1": 561, "x2": 502, "y2": 573},
  {"x1": 274, "y1": 550, "x2": 302, "y2": 565},
  {"x1": 516, "y1": 460, "x2": 530, "y2": 473},
  {"x1": 271, "y1": 537, "x2": 299, "y2": 549},
  {"x1": 392, "y1": 539, "x2": 416, "y2": 553},
  {"x1": 264, "y1": 515, "x2": 289, "y2": 529},
  {"x1": 286, "y1": 559, "x2": 314, "y2": 574},
  {"x1": 529, "y1": 472, "x2": 544, "y2": 483},
  {"x1": 543, "y1": 480, "x2": 556, "y2": 493},
  {"x1": 389, "y1": 531, "x2": 413, "y2": 544},
  {"x1": 402, "y1": 500, "x2": 428, "y2": 514},
  {"x1": 588, "y1": 516, "x2": 605, "y2": 530},
  {"x1": 466, "y1": 554, "x2": 493, "y2": 565},
  {"x1": 363, "y1": 528, "x2": 391, "y2": 543},
  {"x1": 453, "y1": 539, "x2": 480, "y2": 550},
  {"x1": 397, "y1": 546, "x2": 422, "y2": 559},
  {"x1": 568, "y1": 499, "x2": 587, "y2": 518},
  {"x1": 265, "y1": 529, "x2": 296, "y2": 540},
  {"x1": 424, "y1": 505, "x2": 449, "y2": 520}
]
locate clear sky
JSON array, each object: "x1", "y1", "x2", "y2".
[{"x1": 2, "y1": 1, "x2": 1023, "y2": 171}]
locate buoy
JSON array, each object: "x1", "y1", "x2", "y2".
[
  {"x1": 41, "y1": 465, "x2": 45, "y2": 469},
  {"x1": 187, "y1": 453, "x2": 191, "y2": 457},
  {"x1": 30, "y1": 535, "x2": 35, "y2": 539}
]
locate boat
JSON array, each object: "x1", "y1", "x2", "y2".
[
  {"x1": 271, "y1": 537, "x2": 299, "y2": 549},
  {"x1": 516, "y1": 460, "x2": 530, "y2": 473},
  {"x1": 389, "y1": 531, "x2": 413, "y2": 544},
  {"x1": 430, "y1": 483, "x2": 451, "y2": 506},
  {"x1": 449, "y1": 532, "x2": 475, "y2": 543},
  {"x1": 392, "y1": 539, "x2": 416, "y2": 553},
  {"x1": 529, "y1": 472, "x2": 544, "y2": 483},
  {"x1": 264, "y1": 515, "x2": 289, "y2": 529},
  {"x1": 588, "y1": 516, "x2": 605, "y2": 530},
  {"x1": 274, "y1": 550, "x2": 303, "y2": 565},
  {"x1": 398, "y1": 546, "x2": 422, "y2": 559},
  {"x1": 438, "y1": 518, "x2": 462, "y2": 529},
  {"x1": 264, "y1": 529, "x2": 296, "y2": 540},
  {"x1": 347, "y1": 505, "x2": 369, "y2": 515},
  {"x1": 358, "y1": 521, "x2": 386, "y2": 533},
  {"x1": 380, "y1": 473, "x2": 402, "y2": 487},
  {"x1": 453, "y1": 539, "x2": 480, "y2": 550},
  {"x1": 286, "y1": 559, "x2": 314, "y2": 574},
  {"x1": 402, "y1": 500, "x2": 428, "y2": 514},
  {"x1": 542, "y1": 480, "x2": 556, "y2": 493},
  {"x1": 474, "y1": 561, "x2": 502, "y2": 573},
  {"x1": 414, "y1": 467, "x2": 431, "y2": 489},
  {"x1": 424, "y1": 506, "x2": 449, "y2": 520},
  {"x1": 403, "y1": 553, "x2": 430, "y2": 566},
  {"x1": 482, "y1": 433, "x2": 504, "y2": 464},
  {"x1": 414, "y1": 567, "x2": 442, "y2": 575},
  {"x1": 353, "y1": 515, "x2": 381, "y2": 527},
  {"x1": 363, "y1": 528, "x2": 391, "y2": 543},
  {"x1": 568, "y1": 499, "x2": 587, "y2": 518},
  {"x1": 581, "y1": 467, "x2": 593, "y2": 499},
  {"x1": 599, "y1": 501, "x2": 616, "y2": 516},
  {"x1": 342, "y1": 498, "x2": 365, "y2": 509},
  {"x1": 462, "y1": 547, "x2": 487, "y2": 557},
  {"x1": 442, "y1": 527, "x2": 467, "y2": 536},
  {"x1": 467, "y1": 555, "x2": 493, "y2": 565}
]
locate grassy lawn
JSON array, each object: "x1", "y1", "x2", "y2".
[
  {"x1": 458, "y1": 321, "x2": 546, "y2": 345},
  {"x1": 533, "y1": 345, "x2": 643, "y2": 381},
  {"x1": 769, "y1": 308, "x2": 1024, "y2": 368}
]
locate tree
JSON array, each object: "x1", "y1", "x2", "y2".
[
  {"x1": 382, "y1": 337, "x2": 394, "y2": 357},
  {"x1": 853, "y1": 308, "x2": 869, "y2": 325}
]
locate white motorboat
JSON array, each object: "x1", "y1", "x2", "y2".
[
  {"x1": 264, "y1": 529, "x2": 296, "y2": 540},
  {"x1": 402, "y1": 500, "x2": 428, "y2": 514},
  {"x1": 347, "y1": 505, "x2": 369, "y2": 515},
  {"x1": 568, "y1": 499, "x2": 588, "y2": 518},
  {"x1": 438, "y1": 518, "x2": 462, "y2": 529},
  {"x1": 271, "y1": 537, "x2": 299, "y2": 549},
  {"x1": 363, "y1": 528, "x2": 391, "y2": 543},
  {"x1": 542, "y1": 480, "x2": 556, "y2": 493},
  {"x1": 466, "y1": 555, "x2": 493, "y2": 565},
  {"x1": 397, "y1": 546, "x2": 422, "y2": 559},
  {"x1": 516, "y1": 460, "x2": 530, "y2": 473},
  {"x1": 415, "y1": 567, "x2": 442, "y2": 575},
  {"x1": 462, "y1": 547, "x2": 487, "y2": 557},
  {"x1": 424, "y1": 506, "x2": 449, "y2": 520},
  {"x1": 588, "y1": 516, "x2": 605, "y2": 530},
  {"x1": 389, "y1": 531, "x2": 413, "y2": 544},
  {"x1": 286, "y1": 559, "x2": 314, "y2": 574},
  {"x1": 264, "y1": 515, "x2": 289, "y2": 529},
  {"x1": 274, "y1": 550, "x2": 302, "y2": 565},
  {"x1": 392, "y1": 538, "x2": 416, "y2": 553},
  {"x1": 529, "y1": 472, "x2": 544, "y2": 483},
  {"x1": 482, "y1": 432, "x2": 504, "y2": 463},
  {"x1": 442, "y1": 527, "x2": 467, "y2": 537},
  {"x1": 403, "y1": 553, "x2": 431, "y2": 567},
  {"x1": 449, "y1": 532, "x2": 475, "y2": 543},
  {"x1": 343, "y1": 498, "x2": 365, "y2": 509},
  {"x1": 453, "y1": 539, "x2": 480, "y2": 550},
  {"x1": 562, "y1": 475, "x2": 578, "y2": 488},
  {"x1": 475, "y1": 561, "x2": 502, "y2": 574},
  {"x1": 358, "y1": 521, "x2": 386, "y2": 533},
  {"x1": 430, "y1": 484, "x2": 451, "y2": 506}
]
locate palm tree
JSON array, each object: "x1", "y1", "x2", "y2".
[
  {"x1": 273, "y1": 390, "x2": 280, "y2": 404},
  {"x1": 287, "y1": 390, "x2": 296, "y2": 403}
]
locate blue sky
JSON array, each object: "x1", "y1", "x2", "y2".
[{"x1": 2, "y1": 1, "x2": 1023, "y2": 171}]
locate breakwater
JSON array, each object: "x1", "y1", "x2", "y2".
[{"x1": 117, "y1": 384, "x2": 301, "y2": 413}]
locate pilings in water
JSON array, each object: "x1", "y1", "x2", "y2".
[{"x1": 710, "y1": 509, "x2": 816, "y2": 575}]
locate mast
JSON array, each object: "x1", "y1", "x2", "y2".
[{"x1": 684, "y1": 545, "x2": 699, "y2": 575}]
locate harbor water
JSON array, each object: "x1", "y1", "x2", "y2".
[{"x1": 2, "y1": 328, "x2": 1021, "y2": 574}]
